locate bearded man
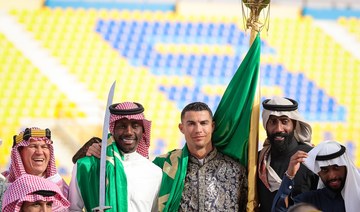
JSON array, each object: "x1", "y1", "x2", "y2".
[{"x1": 257, "y1": 97, "x2": 318, "y2": 212}]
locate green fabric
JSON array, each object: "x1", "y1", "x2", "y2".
[
  {"x1": 213, "y1": 33, "x2": 261, "y2": 166},
  {"x1": 153, "y1": 146, "x2": 189, "y2": 212},
  {"x1": 76, "y1": 135, "x2": 128, "y2": 212},
  {"x1": 76, "y1": 156, "x2": 100, "y2": 211}
]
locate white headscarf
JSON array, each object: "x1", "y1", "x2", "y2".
[
  {"x1": 262, "y1": 96, "x2": 312, "y2": 143},
  {"x1": 259, "y1": 97, "x2": 312, "y2": 191},
  {"x1": 303, "y1": 140, "x2": 360, "y2": 212}
]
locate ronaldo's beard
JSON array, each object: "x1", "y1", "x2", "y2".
[{"x1": 268, "y1": 131, "x2": 295, "y2": 154}]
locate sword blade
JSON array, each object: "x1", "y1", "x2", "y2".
[{"x1": 93, "y1": 81, "x2": 116, "y2": 212}]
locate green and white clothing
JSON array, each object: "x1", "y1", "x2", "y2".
[{"x1": 69, "y1": 142, "x2": 162, "y2": 212}]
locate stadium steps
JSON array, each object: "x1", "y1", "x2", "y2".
[
  {"x1": 3, "y1": 8, "x2": 360, "y2": 167},
  {"x1": 338, "y1": 17, "x2": 360, "y2": 41},
  {"x1": 9, "y1": 8, "x2": 183, "y2": 155},
  {"x1": 1, "y1": 10, "x2": 103, "y2": 122}
]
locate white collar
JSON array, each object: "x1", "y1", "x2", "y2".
[{"x1": 121, "y1": 151, "x2": 141, "y2": 161}]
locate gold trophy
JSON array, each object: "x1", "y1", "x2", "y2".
[{"x1": 242, "y1": 0, "x2": 270, "y2": 44}]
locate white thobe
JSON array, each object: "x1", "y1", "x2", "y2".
[{"x1": 68, "y1": 152, "x2": 162, "y2": 212}]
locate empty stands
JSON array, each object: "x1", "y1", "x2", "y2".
[{"x1": 1, "y1": 8, "x2": 359, "y2": 169}]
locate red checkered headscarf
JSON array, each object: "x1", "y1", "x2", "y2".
[
  {"x1": 2, "y1": 174, "x2": 70, "y2": 212},
  {"x1": 7, "y1": 127, "x2": 57, "y2": 183},
  {"x1": 109, "y1": 102, "x2": 151, "y2": 158}
]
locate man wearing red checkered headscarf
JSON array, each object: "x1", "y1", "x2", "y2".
[
  {"x1": 108, "y1": 102, "x2": 151, "y2": 158},
  {"x1": 0, "y1": 127, "x2": 69, "y2": 209},
  {"x1": 2, "y1": 174, "x2": 69, "y2": 212},
  {"x1": 69, "y1": 102, "x2": 162, "y2": 212},
  {"x1": 71, "y1": 102, "x2": 152, "y2": 162}
]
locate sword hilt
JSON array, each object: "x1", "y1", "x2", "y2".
[{"x1": 92, "y1": 206, "x2": 112, "y2": 212}]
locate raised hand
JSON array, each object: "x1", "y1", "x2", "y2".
[{"x1": 287, "y1": 150, "x2": 308, "y2": 177}]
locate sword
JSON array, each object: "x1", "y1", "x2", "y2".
[{"x1": 92, "y1": 81, "x2": 116, "y2": 212}]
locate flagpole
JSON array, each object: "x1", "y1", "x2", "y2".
[
  {"x1": 242, "y1": 1, "x2": 270, "y2": 211},
  {"x1": 249, "y1": 9, "x2": 261, "y2": 45}
]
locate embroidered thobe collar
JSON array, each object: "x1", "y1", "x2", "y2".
[{"x1": 189, "y1": 148, "x2": 218, "y2": 166}]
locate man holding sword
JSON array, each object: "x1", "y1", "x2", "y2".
[{"x1": 68, "y1": 101, "x2": 162, "y2": 211}]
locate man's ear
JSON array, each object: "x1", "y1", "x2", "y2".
[
  {"x1": 212, "y1": 121, "x2": 215, "y2": 132},
  {"x1": 178, "y1": 123, "x2": 184, "y2": 133}
]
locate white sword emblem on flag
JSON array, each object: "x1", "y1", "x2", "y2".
[{"x1": 92, "y1": 81, "x2": 116, "y2": 212}]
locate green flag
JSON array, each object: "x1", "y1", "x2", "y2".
[{"x1": 213, "y1": 33, "x2": 261, "y2": 166}]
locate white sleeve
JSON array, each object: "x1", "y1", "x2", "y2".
[
  {"x1": 151, "y1": 189, "x2": 159, "y2": 212},
  {"x1": 68, "y1": 163, "x2": 84, "y2": 212},
  {"x1": 151, "y1": 169, "x2": 162, "y2": 212}
]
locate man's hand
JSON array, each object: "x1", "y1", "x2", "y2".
[
  {"x1": 72, "y1": 137, "x2": 101, "y2": 163},
  {"x1": 287, "y1": 150, "x2": 308, "y2": 177},
  {"x1": 86, "y1": 142, "x2": 102, "y2": 158}
]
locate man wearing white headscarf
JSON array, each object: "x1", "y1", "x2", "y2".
[
  {"x1": 69, "y1": 102, "x2": 162, "y2": 212},
  {"x1": 257, "y1": 97, "x2": 318, "y2": 212},
  {"x1": 272, "y1": 140, "x2": 360, "y2": 212}
]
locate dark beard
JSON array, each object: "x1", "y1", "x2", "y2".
[
  {"x1": 323, "y1": 170, "x2": 347, "y2": 193},
  {"x1": 268, "y1": 131, "x2": 294, "y2": 153},
  {"x1": 324, "y1": 177, "x2": 346, "y2": 193}
]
